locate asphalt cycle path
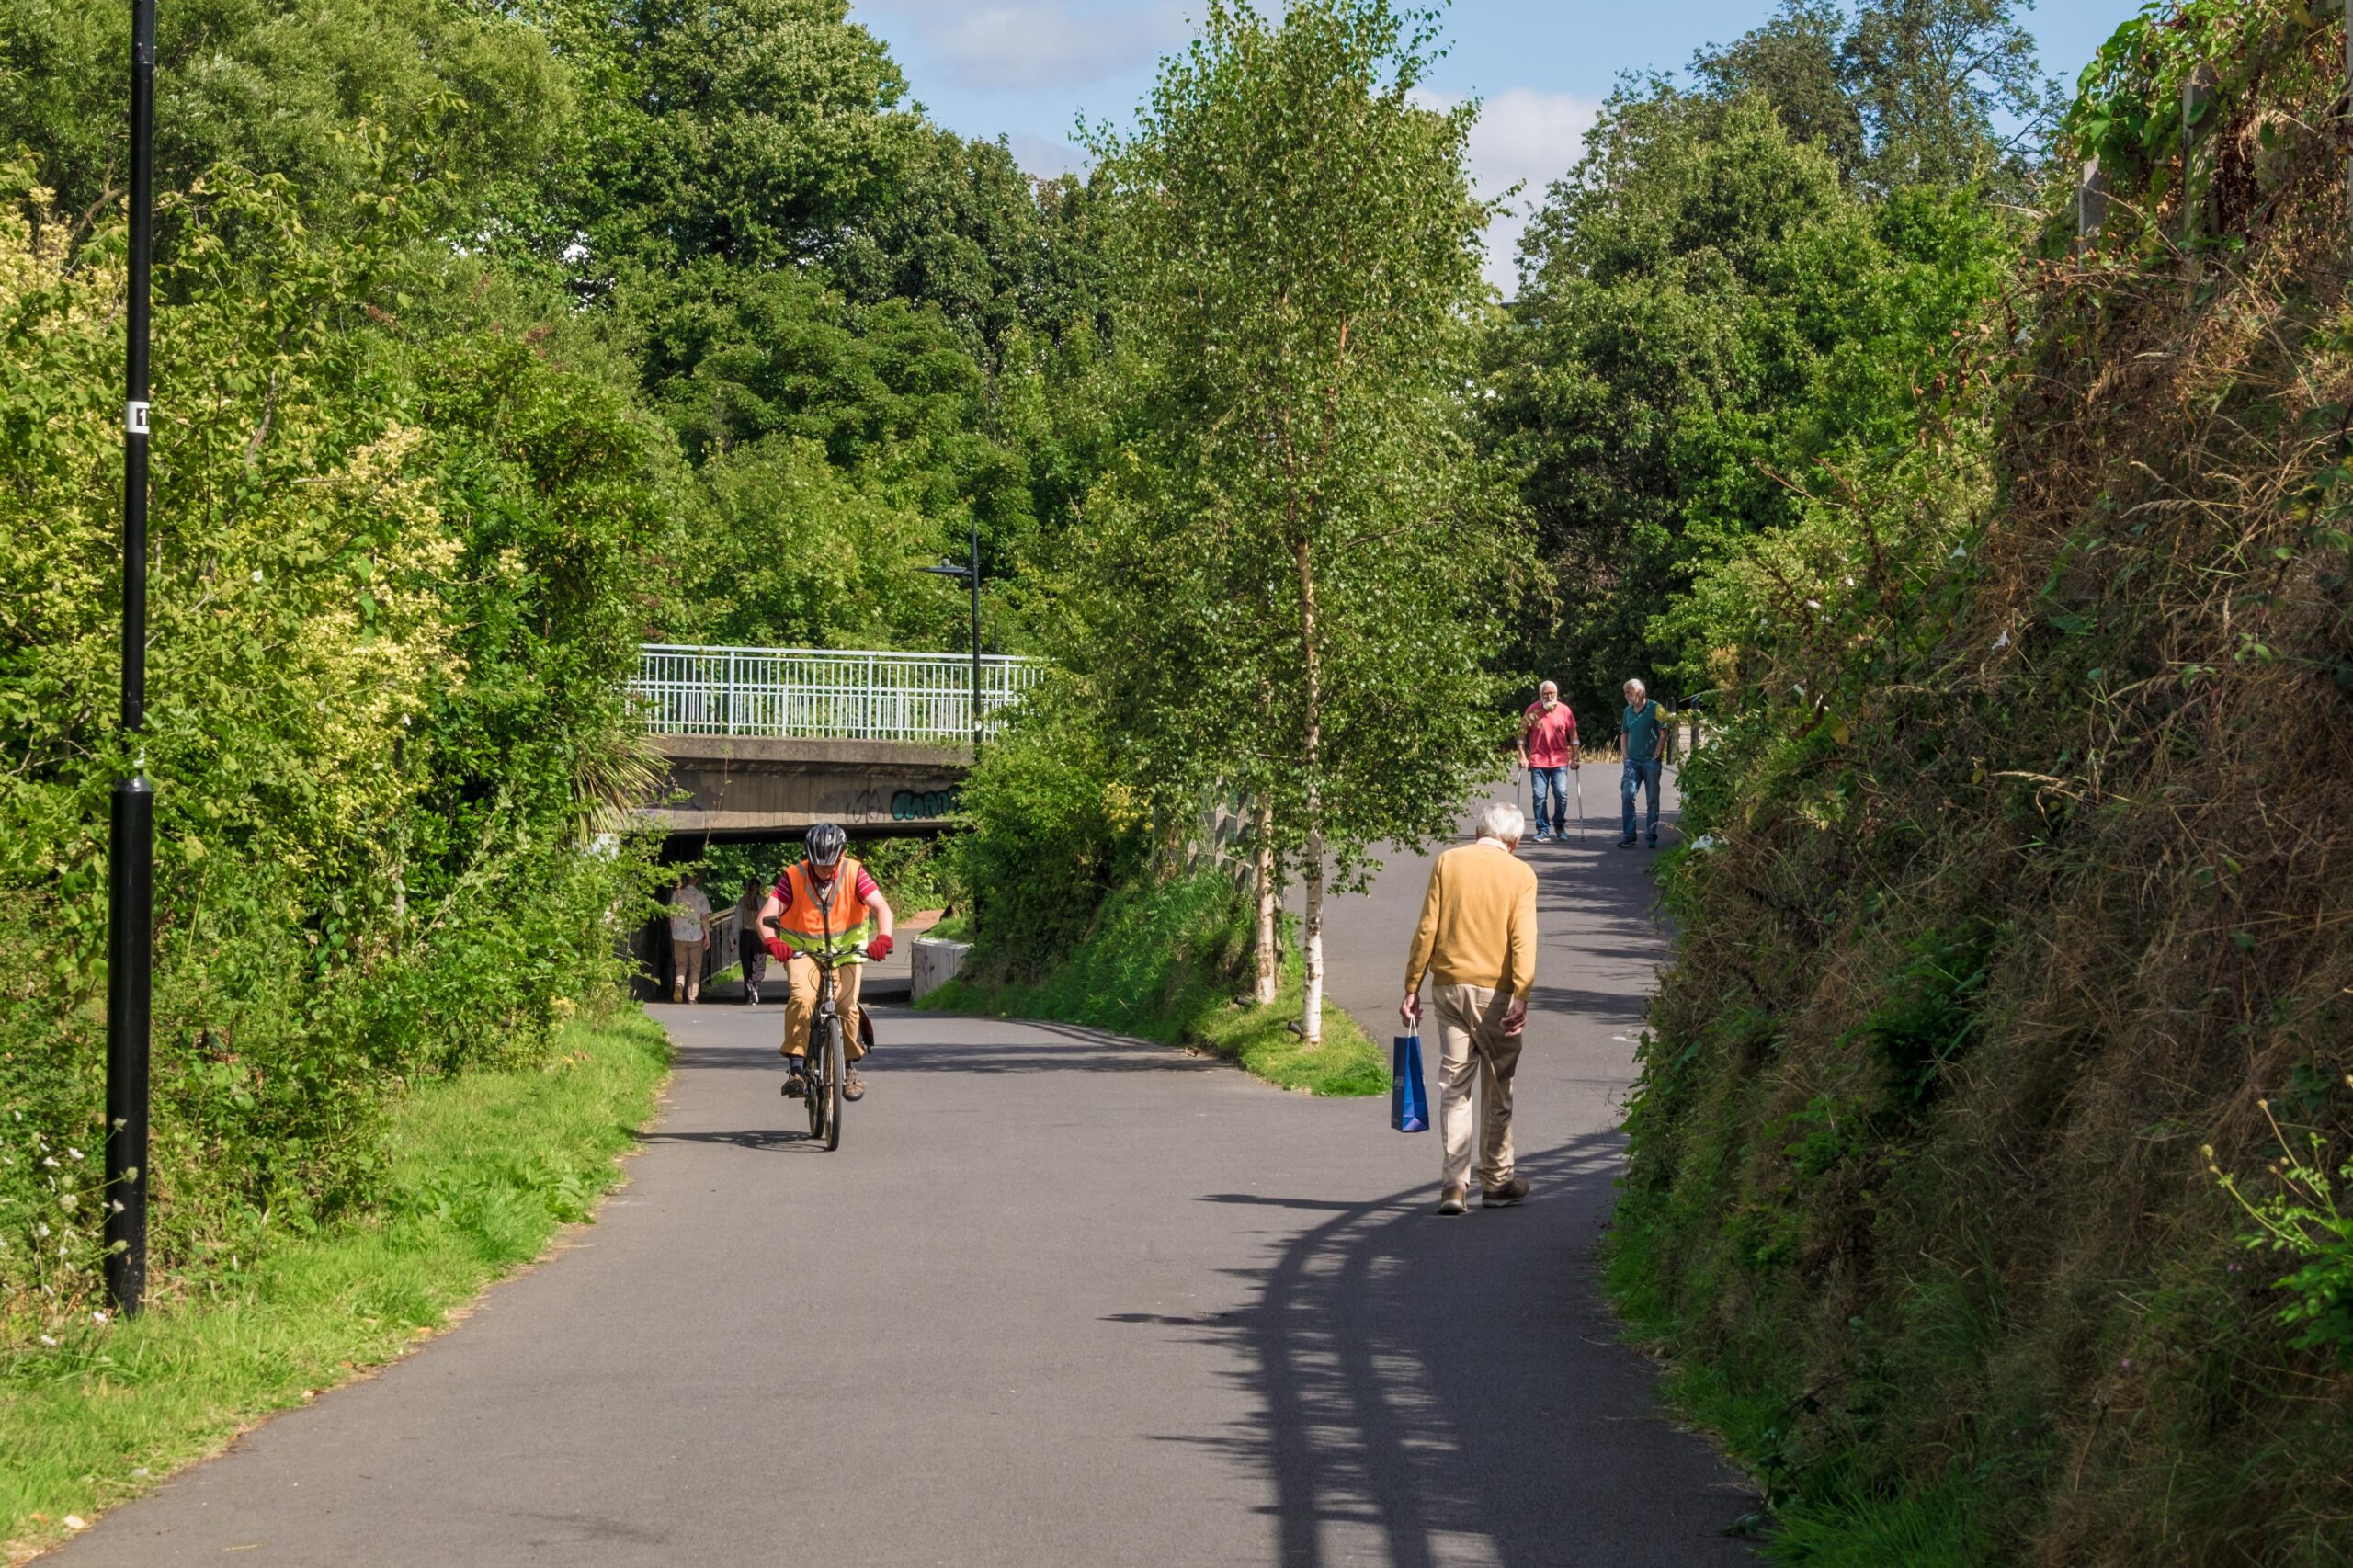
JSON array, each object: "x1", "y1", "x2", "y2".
[{"x1": 51, "y1": 774, "x2": 1755, "y2": 1567}]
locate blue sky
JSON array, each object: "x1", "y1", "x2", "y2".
[{"x1": 846, "y1": 0, "x2": 2131, "y2": 290}]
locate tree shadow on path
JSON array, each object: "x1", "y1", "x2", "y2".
[{"x1": 1127, "y1": 1133, "x2": 1758, "y2": 1568}]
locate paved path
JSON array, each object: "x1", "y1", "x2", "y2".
[{"x1": 54, "y1": 778, "x2": 1755, "y2": 1566}]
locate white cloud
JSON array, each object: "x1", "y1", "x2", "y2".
[
  {"x1": 862, "y1": 1, "x2": 1188, "y2": 90},
  {"x1": 1468, "y1": 87, "x2": 1601, "y2": 205},
  {"x1": 1008, "y1": 132, "x2": 1085, "y2": 180},
  {"x1": 1425, "y1": 86, "x2": 1603, "y2": 298}
]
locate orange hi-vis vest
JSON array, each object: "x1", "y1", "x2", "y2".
[{"x1": 774, "y1": 857, "x2": 875, "y2": 962}]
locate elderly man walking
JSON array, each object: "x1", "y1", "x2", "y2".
[
  {"x1": 1516, "y1": 680, "x2": 1579, "y2": 843},
  {"x1": 1400, "y1": 802, "x2": 1540, "y2": 1215},
  {"x1": 1618, "y1": 679, "x2": 1668, "y2": 850}
]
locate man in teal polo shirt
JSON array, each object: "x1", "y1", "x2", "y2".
[{"x1": 1617, "y1": 679, "x2": 1667, "y2": 849}]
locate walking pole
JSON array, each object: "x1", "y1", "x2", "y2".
[{"x1": 1574, "y1": 765, "x2": 1586, "y2": 845}]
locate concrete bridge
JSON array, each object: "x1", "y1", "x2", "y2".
[{"x1": 630, "y1": 645, "x2": 1038, "y2": 843}]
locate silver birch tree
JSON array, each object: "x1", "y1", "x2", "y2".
[{"x1": 1088, "y1": 0, "x2": 1521, "y2": 1040}]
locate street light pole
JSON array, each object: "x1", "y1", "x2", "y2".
[
  {"x1": 918, "y1": 525, "x2": 983, "y2": 755},
  {"x1": 107, "y1": 0, "x2": 158, "y2": 1316},
  {"x1": 967, "y1": 517, "x2": 981, "y2": 755}
]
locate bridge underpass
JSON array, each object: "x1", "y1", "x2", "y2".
[
  {"x1": 648, "y1": 734, "x2": 974, "y2": 844},
  {"x1": 629, "y1": 643, "x2": 1037, "y2": 846},
  {"x1": 623, "y1": 644, "x2": 1036, "y2": 997}
]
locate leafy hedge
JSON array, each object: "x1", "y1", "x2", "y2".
[{"x1": 0, "y1": 178, "x2": 672, "y2": 1344}]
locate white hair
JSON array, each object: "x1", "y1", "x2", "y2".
[
  {"x1": 1623, "y1": 677, "x2": 1647, "y2": 699},
  {"x1": 1477, "y1": 801, "x2": 1525, "y2": 843}
]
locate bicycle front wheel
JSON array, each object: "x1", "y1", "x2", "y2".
[
  {"x1": 822, "y1": 1018, "x2": 845, "y2": 1152},
  {"x1": 803, "y1": 1039, "x2": 825, "y2": 1142}
]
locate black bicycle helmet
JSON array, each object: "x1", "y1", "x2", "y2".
[{"x1": 803, "y1": 821, "x2": 847, "y2": 865}]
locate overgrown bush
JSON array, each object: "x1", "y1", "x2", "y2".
[
  {"x1": 0, "y1": 177, "x2": 672, "y2": 1343},
  {"x1": 947, "y1": 680, "x2": 1151, "y2": 977},
  {"x1": 1614, "y1": 5, "x2": 2353, "y2": 1562}
]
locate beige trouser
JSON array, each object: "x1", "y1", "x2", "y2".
[
  {"x1": 671, "y1": 937, "x2": 707, "y2": 1000},
  {"x1": 1434, "y1": 983, "x2": 1522, "y2": 1192},
  {"x1": 781, "y1": 954, "x2": 865, "y2": 1061}
]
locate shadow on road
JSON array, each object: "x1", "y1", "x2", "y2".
[
  {"x1": 850, "y1": 1017, "x2": 1224, "y2": 1076},
  {"x1": 1121, "y1": 1132, "x2": 1755, "y2": 1567},
  {"x1": 636, "y1": 1125, "x2": 824, "y2": 1153}
]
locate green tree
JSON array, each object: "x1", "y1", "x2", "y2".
[
  {"x1": 0, "y1": 0, "x2": 568, "y2": 253},
  {"x1": 1489, "y1": 86, "x2": 2008, "y2": 717},
  {"x1": 1089, "y1": 0, "x2": 1519, "y2": 1035},
  {"x1": 828, "y1": 129, "x2": 1108, "y2": 366},
  {"x1": 0, "y1": 174, "x2": 673, "y2": 1324},
  {"x1": 1688, "y1": 0, "x2": 2062, "y2": 199},
  {"x1": 540, "y1": 0, "x2": 924, "y2": 279},
  {"x1": 1843, "y1": 0, "x2": 2062, "y2": 195},
  {"x1": 1692, "y1": 0, "x2": 1865, "y2": 176},
  {"x1": 602, "y1": 257, "x2": 1034, "y2": 653}
]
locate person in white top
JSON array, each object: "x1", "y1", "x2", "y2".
[{"x1": 666, "y1": 870, "x2": 714, "y2": 1004}]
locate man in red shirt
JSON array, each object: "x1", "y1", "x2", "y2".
[{"x1": 1516, "y1": 681, "x2": 1580, "y2": 843}]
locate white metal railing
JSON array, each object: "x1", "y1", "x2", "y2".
[{"x1": 629, "y1": 644, "x2": 1040, "y2": 743}]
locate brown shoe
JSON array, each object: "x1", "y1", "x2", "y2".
[
  {"x1": 1437, "y1": 1186, "x2": 1468, "y2": 1216},
  {"x1": 1482, "y1": 1176, "x2": 1530, "y2": 1208},
  {"x1": 842, "y1": 1067, "x2": 865, "y2": 1102}
]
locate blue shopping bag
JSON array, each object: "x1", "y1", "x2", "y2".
[{"x1": 1391, "y1": 1033, "x2": 1430, "y2": 1133}]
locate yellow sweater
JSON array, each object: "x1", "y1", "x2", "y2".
[{"x1": 1402, "y1": 840, "x2": 1539, "y2": 998}]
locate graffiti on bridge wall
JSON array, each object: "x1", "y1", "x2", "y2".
[{"x1": 892, "y1": 788, "x2": 961, "y2": 821}]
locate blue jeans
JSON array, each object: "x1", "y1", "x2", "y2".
[
  {"x1": 1528, "y1": 766, "x2": 1569, "y2": 836},
  {"x1": 1621, "y1": 757, "x2": 1661, "y2": 842}
]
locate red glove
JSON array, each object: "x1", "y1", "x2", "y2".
[
  {"x1": 865, "y1": 933, "x2": 893, "y2": 961},
  {"x1": 764, "y1": 937, "x2": 792, "y2": 964}
]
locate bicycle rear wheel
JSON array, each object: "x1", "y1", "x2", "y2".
[{"x1": 822, "y1": 1018, "x2": 845, "y2": 1152}]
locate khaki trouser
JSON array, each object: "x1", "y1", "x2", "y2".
[
  {"x1": 1434, "y1": 983, "x2": 1522, "y2": 1191},
  {"x1": 781, "y1": 954, "x2": 865, "y2": 1061},
  {"x1": 671, "y1": 937, "x2": 707, "y2": 1000}
]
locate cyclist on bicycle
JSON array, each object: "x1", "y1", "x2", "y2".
[{"x1": 761, "y1": 822, "x2": 895, "y2": 1103}]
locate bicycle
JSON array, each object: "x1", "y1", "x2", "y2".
[
  {"x1": 767, "y1": 842, "x2": 884, "y2": 1152},
  {"x1": 789, "y1": 946, "x2": 853, "y2": 1152}
]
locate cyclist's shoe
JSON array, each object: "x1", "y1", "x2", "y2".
[
  {"x1": 842, "y1": 1067, "x2": 866, "y2": 1101},
  {"x1": 781, "y1": 1066, "x2": 807, "y2": 1099}
]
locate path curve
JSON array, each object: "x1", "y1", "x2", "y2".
[{"x1": 51, "y1": 782, "x2": 1755, "y2": 1566}]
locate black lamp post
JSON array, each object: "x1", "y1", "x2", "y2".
[
  {"x1": 107, "y1": 0, "x2": 158, "y2": 1315},
  {"x1": 919, "y1": 518, "x2": 983, "y2": 754}
]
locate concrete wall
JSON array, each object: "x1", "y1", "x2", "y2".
[
  {"x1": 910, "y1": 937, "x2": 971, "y2": 1003},
  {"x1": 643, "y1": 734, "x2": 973, "y2": 835}
]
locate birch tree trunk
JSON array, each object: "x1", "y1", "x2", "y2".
[
  {"x1": 1296, "y1": 538, "x2": 1324, "y2": 1044},
  {"x1": 1253, "y1": 797, "x2": 1279, "y2": 1005}
]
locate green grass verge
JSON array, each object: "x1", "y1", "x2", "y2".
[
  {"x1": 1, "y1": 1009, "x2": 670, "y2": 1560},
  {"x1": 919, "y1": 869, "x2": 1387, "y2": 1097},
  {"x1": 1604, "y1": 1200, "x2": 1988, "y2": 1565}
]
